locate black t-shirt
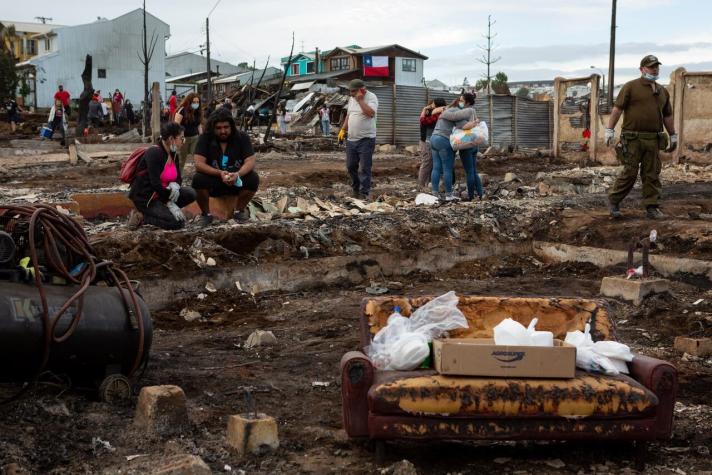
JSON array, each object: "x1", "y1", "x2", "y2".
[
  {"x1": 195, "y1": 130, "x2": 254, "y2": 172},
  {"x1": 176, "y1": 107, "x2": 201, "y2": 137},
  {"x1": 5, "y1": 100, "x2": 18, "y2": 115}
]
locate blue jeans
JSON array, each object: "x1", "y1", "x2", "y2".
[
  {"x1": 430, "y1": 134, "x2": 455, "y2": 194},
  {"x1": 321, "y1": 119, "x2": 330, "y2": 136},
  {"x1": 459, "y1": 147, "x2": 483, "y2": 199},
  {"x1": 346, "y1": 137, "x2": 376, "y2": 196}
]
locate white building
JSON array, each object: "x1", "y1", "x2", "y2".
[
  {"x1": 18, "y1": 9, "x2": 170, "y2": 108},
  {"x1": 166, "y1": 52, "x2": 246, "y2": 78}
]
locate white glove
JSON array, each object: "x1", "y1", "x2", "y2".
[
  {"x1": 166, "y1": 201, "x2": 186, "y2": 222},
  {"x1": 666, "y1": 134, "x2": 678, "y2": 153},
  {"x1": 604, "y1": 128, "x2": 615, "y2": 146},
  {"x1": 167, "y1": 182, "x2": 180, "y2": 202}
]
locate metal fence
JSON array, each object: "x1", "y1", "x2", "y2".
[{"x1": 370, "y1": 85, "x2": 552, "y2": 149}]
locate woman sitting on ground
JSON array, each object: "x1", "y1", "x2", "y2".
[
  {"x1": 173, "y1": 92, "x2": 203, "y2": 175},
  {"x1": 128, "y1": 122, "x2": 197, "y2": 230}
]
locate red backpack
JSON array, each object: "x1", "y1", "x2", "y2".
[{"x1": 119, "y1": 146, "x2": 155, "y2": 184}]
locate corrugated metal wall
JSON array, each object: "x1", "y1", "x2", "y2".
[{"x1": 369, "y1": 86, "x2": 552, "y2": 149}]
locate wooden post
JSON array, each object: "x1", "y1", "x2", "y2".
[
  {"x1": 589, "y1": 73, "x2": 600, "y2": 164},
  {"x1": 391, "y1": 83, "x2": 397, "y2": 146},
  {"x1": 151, "y1": 81, "x2": 160, "y2": 143},
  {"x1": 671, "y1": 67, "x2": 686, "y2": 164}
]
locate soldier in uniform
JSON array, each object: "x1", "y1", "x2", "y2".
[{"x1": 605, "y1": 54, "x2": 677, "y2": 219}]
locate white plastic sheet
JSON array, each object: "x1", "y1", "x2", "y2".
[{"x1": 565, "y1": 323, "x2": 634, "y2": 375}]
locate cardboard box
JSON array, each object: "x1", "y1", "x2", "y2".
[{"x1": 433, "y1": 338, "x2": 576, "y2": 378}]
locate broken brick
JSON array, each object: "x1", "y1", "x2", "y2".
[
  {"x1": 227, "y1": 413, "x2": 279, "y2": 457},
  {"x1": 134, "y1": 385, "x2": 189, "y2": 435},
  {"x1": 674, "y1": 337, "x2": 712, "y2": 357},
  {"x1": 152, "y1": 455, "x2": 211, "y2": 475}
]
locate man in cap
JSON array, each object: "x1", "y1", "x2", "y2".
[
  {"x1": 605, "y1": 54, "x2": 677, "y2": 219},
  {"x1": 338, "y1": 79, "x2": 379, "y2": 200}
]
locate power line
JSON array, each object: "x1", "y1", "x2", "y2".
[{"x1": 207, "y1": 0, "x2": 222, "y2": 18}]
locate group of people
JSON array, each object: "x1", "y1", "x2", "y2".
[
  {"x1": 119, "y1": 53, "x2": 677, "y2": 231},
  {"x1": 128, "y1": 96, "x2": 260, "y2": 231}
]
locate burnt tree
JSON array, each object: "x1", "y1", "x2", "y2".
[
  {"x1": 264, "y1": 33, "x2": 294, "y2": 144},
  {"x1": 76, "y1": 54, "x2": 93, "y2": 132}
]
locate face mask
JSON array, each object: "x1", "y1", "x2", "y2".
[
  {"x1": 191, "y1": 103, "x2": 199, "y2": 110},
  {"x1": 458, "y1": 102, "x2": 465, "y2": 109},
  {"x1": 169, "y1": 142, "x2": 177, "y2": 153},
  {"x1": 642, "y1": 73, "x2": 659, "y2": 81}
]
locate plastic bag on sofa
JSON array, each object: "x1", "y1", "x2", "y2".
[
  {"x1": 565, "y1": 323, "x2": 634, "y2": 375},
  {"x1": 367, "y1": 291, "x2": 469, "y2": 370}
]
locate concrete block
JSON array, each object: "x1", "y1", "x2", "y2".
[
  {"x1": 674, "y1": 337, "x2": 712, "y2": 357},
  {"x1": 70, "y1": 192, "x2": 133, "y2": 219},
  {"x1": 134, "y1": 385, "x2": 189, "y2": 435},
  {"x1": 152, "y1": 455, "x2": 211, "y2": 475},
  {"x1": 227, "y1": 413, "x2": 279, "y2": 456},
  {"x1": 600, "y1": 276, "x2": 671, "y2": 306}
]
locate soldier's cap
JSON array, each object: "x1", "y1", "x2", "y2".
[
  {"x1": 348, "y1": 79, "x2": 365, "y2": 90},
  {"x1": 640, "y1": 55, "x2": 661, "y2": 68}
]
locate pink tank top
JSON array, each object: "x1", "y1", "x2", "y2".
[{"x1": 160, "y1": 160, "x2": 178, "y2": 188}]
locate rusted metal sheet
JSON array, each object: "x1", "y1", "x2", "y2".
[{"x1": 368, "y1": 370, "x2": 658, "y2": 418}]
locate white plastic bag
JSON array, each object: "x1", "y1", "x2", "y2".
[
  {"x1": 493, "y1": 317, "x2": 554, "y2": 347},
  {"x1": 415, "y1": 193, "x2": 439, "y2": 206},
  {"x1": 408, "y1": 291, "x2": 469, "y2": 341},
  {"x1": 565, "y1": 323, "x2": 633, "y2": 375},
  {"x1": 450, "y1": 121, "x2": 489, "y2": 151},
  {"x1": 367, "y1": 291, "x2": 469, "y2": 370}
]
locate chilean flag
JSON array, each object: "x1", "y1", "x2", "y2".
[{"x1": 364, "y1": 55, "x2": 389, "y2": 77}]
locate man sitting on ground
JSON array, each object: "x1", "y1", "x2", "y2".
[{"x1": 192, "y1": 109, "x2": 260, "y2": 227}]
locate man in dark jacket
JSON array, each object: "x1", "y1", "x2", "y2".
[{"x1": 128, "y1": 122, "x2": 196, "y2": 229}]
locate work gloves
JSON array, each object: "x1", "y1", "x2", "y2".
[
  {"x1": 604, "y1": 128, "x2": 615, "y2": 146},
  {"x1": 166, "y1": 201, "x2": 186, "y2": 223},
  {"x1": 337, "y1": 129, "x2": 346, "y2": 143},
  {"x1": 167, "y1": 182, "x2": 180, "y2": 202},
  {"x1": 665, "y1": 134, "x2": 678, "y2": 153}
]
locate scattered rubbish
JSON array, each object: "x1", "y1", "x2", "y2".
[
  {"x1": 180, "y1": 308, "x2": 202, "y2": 322},
  {"x1": 235, "y1": 281, "x2": 243, "y2": 291},
  {"x1": 197, "y1": 293, "x2": 207, "y2": 300},
  {"x1": 244, "y1": 330, "x2": 278, "y2": 349},
  {"x1": 544, "y1": 459, "x2": 566, "y2": 469},
  {"x1": 224, "y1": 464, "x2": 232, "y2": 472},
  {"x1": 206, "y1": 257, "x2": 216, "y2": 267},
  {"x1": 92, "y1": 437, "x2": 115, "y2": 453},
  {"x1": 693, "y1": 299, "x2": 704, "y2": 305},
  {"x1": 366, "y1": 284, "x2": 389, "y2": 295},
  {"x1": 493, "y1": 458, "x2": 511, "y2": 464},
  {"x1": 205, "y1": 282, "x2": 218, "y2": 293},
  {"x1": 415, "y1": 193, "x2": 439, "y2": 206},
  {"x1": 311, "y1": 381, "x2": 330, "y2": 388},
  {"x1": 650, "y1": 229, "x2": 658, "y2": 243},
  {"x1": 126, "y1": 454, "x2": 148, "y2": 461},
  {"x1": 626, "y1": 265, "x2": 644, "y2": 279},
  {"x1": 493, "y1": 318, "x2": 554, "y2": 346}
]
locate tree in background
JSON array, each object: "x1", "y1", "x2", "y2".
[
  {"x1": 516, "y1": 87, "x2": 530, "y2": 98},
  {"x1": 491, "y1": 72, "x2": 510, "y2": 95},
  {"x1": 476, "y1": 15, "x2": 501, "y2": 93},
  {"x1": 0, "y1": 22, "x2": 19, "y2": 100}
]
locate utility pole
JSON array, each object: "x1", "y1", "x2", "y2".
[
  {"x1": 477, "y1": 15, "x2": 501, "y2": 93},
  {"x1": 607, "y1": 0, "x2": 617, "y2": 106},
  {"x1": 206, "y1": 17, "x2": 212, "y2": 105}
]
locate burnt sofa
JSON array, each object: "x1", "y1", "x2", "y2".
[{"x1": 341, "y1": 296, "x2": 677, "y2": 456}]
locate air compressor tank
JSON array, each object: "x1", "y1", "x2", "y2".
[{"x1": 0, "y1": 282, "x2": 152, "y2": 383}]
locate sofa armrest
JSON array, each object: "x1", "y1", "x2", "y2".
[
  {"x1": 629, "y1": 354, "x2": 678, "y2": 438},
  {"x1": 340, "y1": 351, "x2": 374, "y2": 438}
]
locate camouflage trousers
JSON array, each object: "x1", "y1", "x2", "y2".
[{"x1": 608, "y1": 132, "x2": 663, "y2": 207}]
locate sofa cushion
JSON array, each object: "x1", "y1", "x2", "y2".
[{"x1": 368, "y1": 370, "x2": 658, "y2": 418}]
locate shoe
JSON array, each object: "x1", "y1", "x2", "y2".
[
  {"x1": 444, "y1": 193, "x2": 460, "y2": 202},
  {"x1": 234, "y1": 209, "x2": 250, "y2": 223},
  {"x1": 127, "y1": 209, "x2": 143, "y2": 229},
  {"x1": 646, "y1": 206, "x2": 664, "y2": 219},
  {"x1": 196, "y1": 213, "x2": 214, "y2": 227},
  {"x1": 609, "y1": 203, "x2": 622, "y2": 219},
  {"x1": 359, "y1": 193, "x2": 371, "y2": 202},
  {"x1": 351, "y1": 190, "x2": 361, "y2": 199}
]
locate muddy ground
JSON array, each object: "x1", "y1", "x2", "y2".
[{"x1": 1, "y1": 143, "x2": 711, "y2": 474}]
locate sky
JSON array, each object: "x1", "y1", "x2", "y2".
[{"x1": 5, "y1": 0, "x2": 712, "y2": 87}]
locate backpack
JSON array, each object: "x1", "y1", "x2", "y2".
[{"x1": 119, "y1": 146, "x2": 154, "y2": 184}]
